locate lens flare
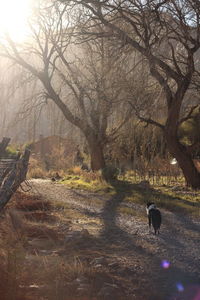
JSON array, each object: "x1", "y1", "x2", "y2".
[
  {"x1": 176, "y1": 282, "x2": 184, "y2": 292},
  {"x1": 171, "y1": 284, "x2": 200, "y2": 300},
  {"x1": 161, "y1": 260, "x2": 170, "y2": 269}
]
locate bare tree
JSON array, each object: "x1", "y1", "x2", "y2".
[
  {"x1": 0, "y1": 2, "x2": 139, "y2": 170},
  {"x1": 58, "y1": 0, "x2": 200, "y2": 187}
]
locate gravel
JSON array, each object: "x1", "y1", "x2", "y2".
[{"x1": 28, "y1": 179, "x2": 200, "y2": 299}]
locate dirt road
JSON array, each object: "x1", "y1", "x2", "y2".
[{"x1": 29, "y1": 179, "x2": 200, "y2": 300}]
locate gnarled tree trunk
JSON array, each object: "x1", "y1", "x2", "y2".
[
  {"x1": 165, "y1": 114, "x2": 200, "y2": 189},
  {"x1": 165, "y1": 137, "x2": 200, "y2": 188},
  {"x1": 87, "y1": 135, "x2": 105, "y2": 171},
  {"x1": 90, "y1": 145, "x2": 105, "y2": 171}
]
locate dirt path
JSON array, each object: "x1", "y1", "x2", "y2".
[{"x1": 29, "y1": 179, "x2": 200, "y2": 300}]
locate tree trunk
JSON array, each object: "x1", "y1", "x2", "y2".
[
  {"x1": 87, "y1": 138, "x2": 105, "y2": 171},
  {"x1": 163, "y1": 92, "x2": 200, "y2": 189},
  {"x1": 165, "y1": 129, "x2": 200, "y2": 189}
]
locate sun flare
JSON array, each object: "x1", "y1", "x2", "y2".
[{"x1": 0, "y1": 0, "x2": 32, "y2": 42}]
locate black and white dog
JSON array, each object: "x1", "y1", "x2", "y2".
[{"x1": 146, "y1": 202, "x2": 162, "y2": 235}]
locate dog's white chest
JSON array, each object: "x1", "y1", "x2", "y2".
[{"x1": 146, "y1": 204, "x2": 156, "y2": 215}]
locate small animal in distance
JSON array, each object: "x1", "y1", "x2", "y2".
[{"x1": 146, "y1": 202, "x2": 162, "y2": 235}]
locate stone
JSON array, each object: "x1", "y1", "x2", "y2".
[
  {"x1": 74, "y1": 276, "x2": 89, "y2": 285},
  {"x1": 91, "y1": 256, "x2": 108, "y2": 266},
  {"x1": 108, "y1": 262, "x2": 119, "y2": 269},
  {"x1": 94, "y1": 264, "x2": 103, "y2": 269}
]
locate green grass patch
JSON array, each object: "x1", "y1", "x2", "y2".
[
  {"x1": 61, "y1": 175, "x2": 114, "y2": 193},
  {"x1": 61, "y1": 171, "x2": 200, "y2": 217},
  {"x1": 123, "y1": 183, "x2": 200, "y2": 217}
]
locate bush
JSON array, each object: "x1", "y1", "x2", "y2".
[
  {"x1": 44, "y1": 144, "x2": 75, "y2": 171},
  {"x1": 28, "y1": 167, "x2": 48, "y2": 179},
  {"x1": 102, "y1": 165, "x2": 120, "y2": 181},
  {"x1": 65, "y1": 166, "x2": 104, "y2": 183},
  {"x1": 5, "y1": 145, "x2": 19, "y2": 158},
  {"x1": 28, "y1": 157, "x2": 47, "y2": 178}
]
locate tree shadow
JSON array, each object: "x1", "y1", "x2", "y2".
[
  {"x1": 48, "y1": 179, "x2": 200, "y2": 299},
  {"x1": 31, "y1": 179, "x2": 200, "y2": 299},
  {"x1": 88, "y1": 179, "x2": 200, "y2": 299}
]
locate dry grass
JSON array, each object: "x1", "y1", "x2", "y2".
[
  {"x1": 15, "y1": 198, "x2": 52, "y2": 212},
  {"x1": 27, "y1": 157, "x2": 48, "y2": 179},
  {"x1": 24, "y1": 211, "x2": 58, "y2": 223},
  {"x1": 28, "y1": 146, "x2": 75, "y2": 180},
  {"x1": 3, "y1": 178, "x2": 195, "y2": 299},
  {"x1": 0, "y1": 192, "x2": 61, "y2": 299},
  {"x1": 28, "y1": 167, "x2": 48, "y2": 179},
  {"x1": 67, "y1": 165, "x2": 83, "y2": 175},
  {"x1": 0, "y1": 191, "x2": 124, "y2": 300},
  {"x1": 67, "y1": 166, "x2": 104, "y2": 182},
  {"x1": 62, "y1": 166, "x2": 114, "y2": 193},
  {"x1": 61, "y1": 169, "x2": 200, "y2": 217},
  {"x1": 24, "y1": 223, "x2": 59, "y2": 241},
  {"x1": 0, "y1": 211, "x2": 27, "y2": 300},
  {"x1": 45, "y1": 144, "x2": 75, "y2": 171}
]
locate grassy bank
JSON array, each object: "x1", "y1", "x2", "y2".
[{"x1": 60, "y1": 168, "x2": 200, "y2": 217}]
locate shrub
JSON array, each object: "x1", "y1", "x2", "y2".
[
  {"x1": 5, "y1": 145, "x2": 19, "y2": 158},
  {"x1": 27, "y1": 157, "x2": 47, "y2": 178},
  {"x1": 44, "y1": 144, "x2": 75, "y2": 171},
  {"x1": 102, "y1": 165, "x2": 120, "y2": 181},
  {"x1": 28, "y1": 166, "x2": 47, "y2": 179},
  {"x1": 70, "y1": 166, "x2": 82, "y2": 175}
]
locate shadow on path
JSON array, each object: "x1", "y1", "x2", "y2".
[
  {"x1": 96, "y1": 180, "x2": 200, "y2": 300},
  {"x1": 32, "y1": 179, "x2": 200, "y2": 300}
]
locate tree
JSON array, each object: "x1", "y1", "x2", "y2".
[
  {"x1": 0, "y1": 2, "x2": 136, "y2": 171},
  {"x1": 59, "y1": 0, "x2": 200, "y2": 188}
]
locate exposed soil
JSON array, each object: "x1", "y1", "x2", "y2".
[{"x1": 21, "y1": 178, "x2": 200, "y2": 300}]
